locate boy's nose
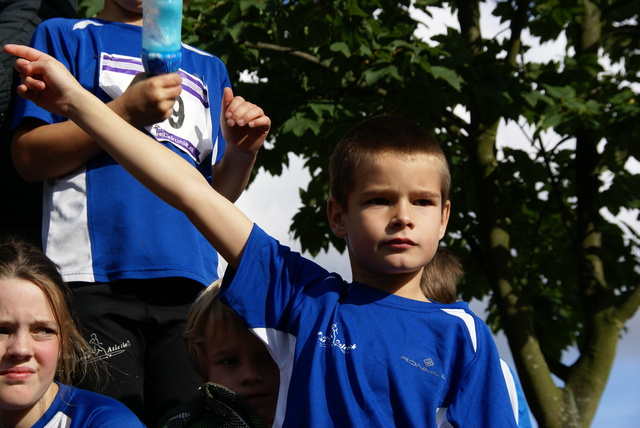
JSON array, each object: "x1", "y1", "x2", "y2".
[
  {"x1": 240, "y1": 363, "x2": 264, "y2": 385},
  {"x1": 391, "y1": 203, "x2": 414, "y2": 229}
]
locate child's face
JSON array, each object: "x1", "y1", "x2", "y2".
[
  {"x1": 109, "y1": 0, "x2": 143, "y2": 14},
  {"x1": 0, "y1": 278, "x2": 60, "y2": 422},
  {"x1": 98, "y1": 1, "x2": 144, "y2": 26},
  {"x1": 203, "y1": 326, "x2": 279, "y2": 426},
  {"x1": 329, "y1": 153, "x2": 450, "y2": 288}
]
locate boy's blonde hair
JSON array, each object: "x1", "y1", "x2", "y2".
[
  {"x1": 183, "y1": 279, "x2": 247, "y2": 380},
  {"x1": 0, "y1": 236, "x2": 96, "y2": 385},
  {"x1": 330, "y1": 115, "x2": 451, "y2": 210}
]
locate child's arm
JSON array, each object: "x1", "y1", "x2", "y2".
[
  {"x1": 5, "y1": 44, "x2": 268, "y2": 268},
  {"x1": 211, "y1": 87, "x2": 264, "y2": 202},
  {"x1": 12, "y1": 71, "x2": 182, "y2": 181}
]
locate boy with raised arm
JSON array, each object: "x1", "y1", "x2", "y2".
[{"x1": 6, "y1": 44, "x2": 525, "y2": 427}]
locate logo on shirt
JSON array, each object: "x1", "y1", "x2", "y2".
[
  {"x1": 317, "y1": 323, "x2": 356, "y2": 354},
  {"x1": 400, "y1": 355, "x2": 446, "y2": 380},
  {"x1": 84, "y1": 332, "x2": 131, "y2": 362}
]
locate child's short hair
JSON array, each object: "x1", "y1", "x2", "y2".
[
  {"x1": 183, "y1": 279, "x2": 248, "y2": 380},
  {"x1": 421, "y1": 247, "x2": 463, "y2": 304},
  {"x1": 329, "y1": 115, "x2": 451, "y2": 210},
  {"x1": 0, "y1": 236, "x2": 95, "y2": 385}
]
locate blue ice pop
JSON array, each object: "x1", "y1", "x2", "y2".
[{"x1": 141, "y1": 0, "x2": 183, "y2": 75}]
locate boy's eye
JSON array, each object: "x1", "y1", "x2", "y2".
[
  {"x1": 414, "y1": 199, "x2": 432, "y2": 207},
  {"x1": 367, "y1": 198, "x2": 388, "y2": 205},
  {"x1": 219, "y1": 357, "x2": 239, "y2": 367}
]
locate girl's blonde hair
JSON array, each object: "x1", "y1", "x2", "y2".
[
  {"x1": 421, "y1": 247, "x2": 463, "y2": 304},
  {"x1": 183, "y1": 279, "x2": 247, "y2": 380}
]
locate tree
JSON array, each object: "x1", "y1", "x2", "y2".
[{"x1": 79, "y1": 1, "x2": 640, "y2": 426}]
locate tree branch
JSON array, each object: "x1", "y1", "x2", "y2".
[
  {"x1": 617, "y1": 282, "x2": 640, "y2": 323},
  {"x1": 243, "y1": 41, "x2": 333, "y2": 69},
  {"x1": 241, "y1": 41, "x2": 389, "y2": 96},
  {"x1": 506, "y1": 0, "x2": 529, "y2": 67}
]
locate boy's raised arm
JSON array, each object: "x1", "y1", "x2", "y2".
[{"x1": 4, "y1": 44, "x2": 266, "y2": 268}]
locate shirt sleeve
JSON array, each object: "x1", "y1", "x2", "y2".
[{"x1": 220, "y1": 224, "x2": 328, "y2": 332}]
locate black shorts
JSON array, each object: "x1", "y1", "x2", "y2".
[{"x1": 70, "y1": 278, "x2": 204, "y2": 427}]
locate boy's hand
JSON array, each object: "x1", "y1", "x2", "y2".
[
  {"x1": 4, "y1": 44, "x2": 81, "y2": 118},
  {"x1": 220, "y1": 87, "x2": 271, "y2": 157},
  {"x1": 113, "y1": 72, "x2": 182, "y2": 128}
]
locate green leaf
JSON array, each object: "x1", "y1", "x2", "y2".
[
  {"x1": 362, "y1": 65, "x2": 401, "y2": 86},
  {"x1": 282, "y1": 114, "x2": 321, "y2": 137},
  {"x1": 430, "y1": 66, "x2": 463, "y2": 91},
  {"x1": 330, "y1": 42, "x2": 351, "y2": 58}
]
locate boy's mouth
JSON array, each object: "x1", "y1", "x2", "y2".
[
  {"x1": 243, "y1": 392, "x2": 270, "y2": 405},
  {"x1": 383, "y1": 238, "x2": 416, "y2": 249}
]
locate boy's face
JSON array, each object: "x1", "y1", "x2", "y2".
[
  {"x1": 110, "y1": 0, "x2": 143, "y2": 13},
  {"x1": 329, "y1": 153, "x2": 450, "y2": 290},
  {"x1": 203, "y1": 326, "x2": 279, "y2": 426},
  {"x1": 99, "y1": 0, "x2": 143, "y2": 24}
]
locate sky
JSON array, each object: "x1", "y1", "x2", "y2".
[{"x1": 225, "y1": 4, "x2": 640, "y2": 426}]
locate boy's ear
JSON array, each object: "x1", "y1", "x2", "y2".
[
  {"x1": 439, "y1": 200, "x2": 451, "y2": 239},
  {"x1": 327, "y1": 196, "x2": 347, "y2": 238}
]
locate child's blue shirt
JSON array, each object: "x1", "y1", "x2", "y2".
[
  {"x1": 32, "y1": 382, "x2": 145, "y2": 427},
  {"x1": 222, "y1": 225, "x2": 524, "y2": 427},
  {"x1": 11, "y1": 18, "x2": 230, "y2": 286}
]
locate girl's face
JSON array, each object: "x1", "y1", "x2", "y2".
[{"x1": 0, "y1": 278, "x2": 60, "y2": 426}]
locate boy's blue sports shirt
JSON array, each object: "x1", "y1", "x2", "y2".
[{"x1": 221, "y1": 225, "x2": 523, "y2": 428}]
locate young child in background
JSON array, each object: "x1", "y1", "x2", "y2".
[
  {"x1": 6, "y1": 44, "x2": 527, "y2": 427},
  {"x1": 421, "y1": 247, "x2": 463, "y2": 304},
  {"x1": 0, "y1": 236, "x2": 145, "y2": 428},
  {"x1": 8, "y1": 1, "x2": 260, "y2": 424},
  {"x1": 160, "y1": 280, "x2": 278, "y2": 428}
]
